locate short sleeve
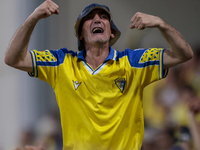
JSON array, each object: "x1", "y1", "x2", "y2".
[
  {"x1": 127, "y1": 48, "x2": 168, "y2": 86},
  {"x1": 28, "y1": 49, "x2": 66, "y2": 87}
]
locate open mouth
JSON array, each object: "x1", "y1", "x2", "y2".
[{"x1": 92, "y1": 27, "x2": 104, "y2": 34}]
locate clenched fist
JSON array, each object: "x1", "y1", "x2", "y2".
[
  {"x1": 32, "y1": 0, "x2": 59, "y2": 20},
  {"x1": 130, "y1": 12, "x2": 163, "y2": 30}
]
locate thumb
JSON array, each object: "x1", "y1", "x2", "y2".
[{"x1": 130, "y1": 24, "x2": 135, "y2": 29}]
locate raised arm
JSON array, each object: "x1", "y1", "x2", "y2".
[
  {"x1": 130, "y1": 12, "x2": 193, "y2": 69},
  {"x1": 188, "y1": 98, "x2": 200, "y2": 150},
  {"x1": 4, "y1": 0, "x2": 59, "y2": 72}
]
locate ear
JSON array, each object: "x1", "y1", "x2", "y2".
[
  {"x1": 110, "y1": 29, "x2": 115, "y2": 39},
  {"x1": 110, "y1": 33, "x2": 115, "y2": 39},
  {"x1": 79, "y1": 35, "x2": 83, "y2": 40}
]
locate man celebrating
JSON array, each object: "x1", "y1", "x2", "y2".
[{"x1": 5, "y1": 0, "x2": 193, "y2": 150}]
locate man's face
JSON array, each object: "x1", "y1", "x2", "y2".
[{"x1": 79, "y1": 9, "x2": 115, "y2": 47}]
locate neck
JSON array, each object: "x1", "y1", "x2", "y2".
[{"x1": 84, "y1": 43, "x2": 110, "y2": 70}]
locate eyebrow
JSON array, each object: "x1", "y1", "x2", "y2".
[{"x1": 88, "y1": 10, "x2": 110, "y2": 20}]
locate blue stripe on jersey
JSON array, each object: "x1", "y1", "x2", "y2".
[
  {"x1": 36, "y1": 48, "x2": 78, "y2": 67},
  {"x1": 29, "y1": 51, "x2": 38, "y2": 77},
  {"x1": 34, "y1": 47, "x2": 162, "y2": 69},
  {"x1": 116, "y1": 48, "x2": 161, "y2": 68}
]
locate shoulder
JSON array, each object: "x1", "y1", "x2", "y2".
[
  {"x1": 32, "y1": 47, "x2": 78, "y2": 58},
  {"x1": 50, "y1": 47, "x2": 78, "y2": 58},
  {"x1": 30, "y1": 48, "x2": 78, "y2": 66},
  {"x1": 115, "y1": 48, "x2": 147, "y2": 61},
  {"x1": 116, "y1": 48, "x2": 164, "y2": 67}
]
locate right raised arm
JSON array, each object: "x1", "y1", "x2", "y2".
[{"x1": 4, "y1": 0, "x2": 59, "y2": 72}]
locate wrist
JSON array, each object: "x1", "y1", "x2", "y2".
[{"x1": 157, "y1": 18, "x2": 167, "y2": 29}]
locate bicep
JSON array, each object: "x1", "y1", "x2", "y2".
[
  {"x1": 163, "y1": 49, "x2": 184, "y2": 69},
  {"x1": 15, "y1": 51, "x2": 33, "y2": 73}
]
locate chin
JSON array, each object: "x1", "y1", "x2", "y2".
[
  {"x1": 93, "y1": 37, "x2": 109, "y2": 44},
  {"x1": 94, "y1": 40, "x2": 108, "y2": 45}
]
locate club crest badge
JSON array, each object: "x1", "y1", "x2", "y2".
[
  {"x1": 115, "y1": 78, "x2": 126, "y2": 93},
  {"x1": 73, "y1": 80, "x2": 81, "y2": 90}
]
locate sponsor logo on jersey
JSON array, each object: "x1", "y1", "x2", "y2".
[{"x1": 73, "y1": 80, "x2": 81, "y2": 90}]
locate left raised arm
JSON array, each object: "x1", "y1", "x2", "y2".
[{"x1": 130, "y1": 12, "x2": 193, "y2": 69}]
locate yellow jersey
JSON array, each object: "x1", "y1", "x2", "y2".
[{"x1": 29, "y1": 47, "x2": 168, "y2": 150}]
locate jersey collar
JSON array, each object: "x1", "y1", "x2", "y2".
[{"x1": 77, "y1": 46, "x2": 117, "y2": 62}]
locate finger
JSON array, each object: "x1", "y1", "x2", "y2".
[
  {"x1": 130, "y1": 19, "x2": 142, "y2": 29},
  {"x1": 130, "y1": 16, "x2": 137, "y2": 27},
  {"x1": 130, "y1": 18, "x2": 137, "y2": 29},
  {"x1": 54, "y1": 6, "x2": 59, "y2": 14},
  {"x1": 44, "y1": 8, "x2": 52, "y2": 17},
  {"x1": 130, "y1": 23, "x2": 135, "y2": 29},
  {"x1": 51, "y1": 5, "x2": 59, "y2": 14},
  {"x1": 46, "y1": 0, "x2": 59, "y2": 9},
  {"x1": 137, "y1": 20, "x2": 145, "y2": 30},
  {"x1": 48, "y1": 7, "x2": 56, "y2": 13},
  {"x1": 131, "y1": 12, "x2": 142, "y2": 23},
  {"x1": 47, "y1": 1, "x2": 59, "y2": 14},
  {"x1": 48, "y1": 7, "x2": 59, "y2": 15},
  {"x1": 134, "y1": 19, "x2": 141, "y2": 28},
  {"x1": 130, "y1": 13, "x2": 140, "y2": 29},
  {"x1": 138, "y1": 25, "x2": 145, "y2": 30},
  {"x1": 50, "y1": 1, "x2": 59, "y2": 8},
  {"x1": 130, "y1": 13, "x2": 137, "y2": 23},
  {"x1": 55, "y1": 9, "x2": 59, "y2": 14}
]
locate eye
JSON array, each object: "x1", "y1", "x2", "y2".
[
  {"x1": 100, "y1": 14, "x2": 109, "y2": 20},
  {"x1": 101, "y1": 15, "x2": 108, "y2": 19},
  {"x1": 84, "y1": 14, "x2": 94, "y2": 21}
]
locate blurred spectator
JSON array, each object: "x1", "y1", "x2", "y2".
[
  {"x1": 173, "y1": 126, "x2": 192, "y2": 150},
  {"x1": 18, "y1": 128, "x2": 35, "y2": 148},
  {"x1": 154, "y1": 127, "x2": 177, "y2": 150},
  {"x1": 184, "y1": 84, "x2": 200, "y2": 150},
  {"x1": 16, "y1": 111, "x2": 62, "y2": 150},
  {"x1": 188, "y1": 110, "x2": 200, "y2": 150},
  {"x1": 34, "y1": 111, "x2": 62, "y2": 150},
  {"x1": 15, "y1": 143, "x2": 45, "y2": 150},
  {"x1": 142, "y1": 128, "x2": 157, "y2": 150},
  {"x1": 143, "y1": 45, "x2": 200, "y2": 150}
]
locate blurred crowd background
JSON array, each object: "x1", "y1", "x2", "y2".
[
  {"x1": 142, "y1": 48, "x2": 200, "y2": 150},
  {"x1": 1, "y1": 0, "x2": 200, "y2": 150}
]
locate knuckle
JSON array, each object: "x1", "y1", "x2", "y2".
[{"x1": 136, "y1": 12, "x2": 142, "y2": 16}]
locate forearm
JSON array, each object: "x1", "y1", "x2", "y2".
[
  {"x1": 4, "y1": 13, "x2": 39, "y2": 67},
  {"x1": 158, "y1": 21, "x2": 193, "y2": 62},
  {"x1": 5, "y1": 0, "x2": 59, "y2": 70},
  {"x1": 188, "y1": 112, "x2": 200, "y2": 150},
  {"x1": 130, "y1": 12, "x2": 193, "y2": 68}
]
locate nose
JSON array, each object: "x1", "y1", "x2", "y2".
[{"x1": 93, "y1": 14, "x2": 101, "y2": 23}]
